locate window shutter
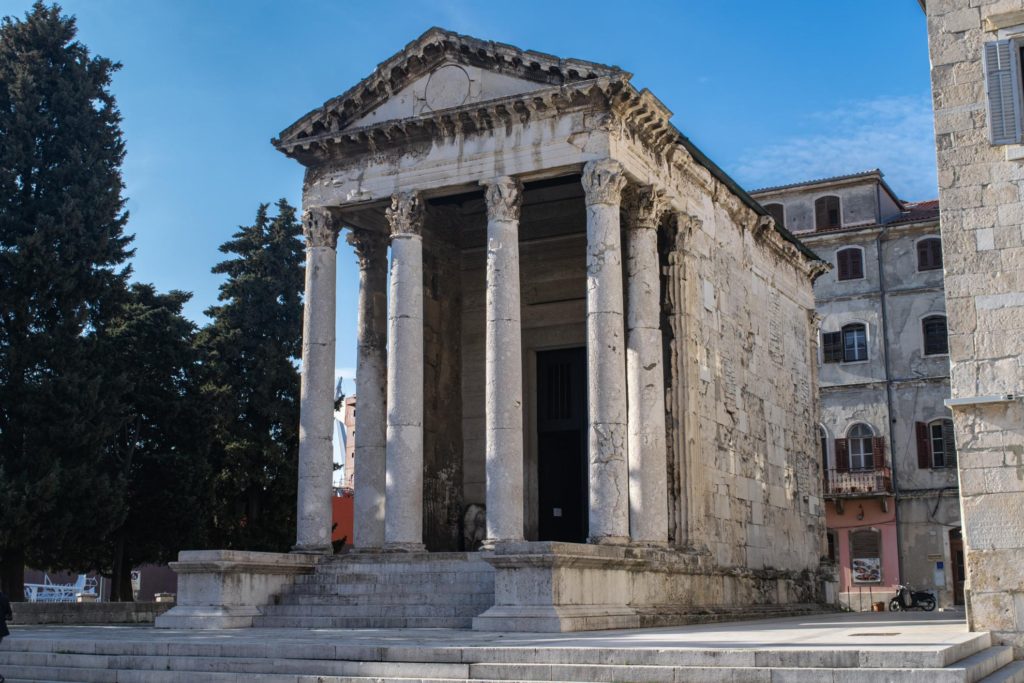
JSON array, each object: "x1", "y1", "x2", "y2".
[
  {"x1": 837, "y1": 251, "x2": 849, "y2": 280},
  {"x1": 870, "y1": 437, "x2": 885, "y2": 469},
  {"x1": 943, "y1": 420, "x2": 958, "y2": 469},
  {"x1": 835, "y1": 438, "x2": 849, "y2": 472},
  {"x1": 850, "y1": 249, "x2": 864, "y2": 279},
  {"x1": 823, "y1": 332, "x2": 843, "y2": 363},
  {"x1": 984, "y1": 40, "x2": 1023, "y2": 145},
  {"x1": 916, "y1": 422, "x2": 931, "y2": 469}
]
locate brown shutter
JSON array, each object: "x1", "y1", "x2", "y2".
[
  {"x1": 835, "y1": 438, "x2": 849, "y2": 472},
  {"x1": 837, "y1": 250, "x2": 849, "y2": 280},
  {"x1": 816, "y1": 198, "x2": 829, "y2": 230},
  {"x1": 870, "y1": 437, "x2": 885, "y2": 469},
  {"x1": 851, "y1": 249, "x2": 864, "y2": 279},
  {"x1": 916, "y1": 422, "x2": 932, "y2": 469},
  {"x1": 943, "y1": 420, "x2": 958, "y2": 469},
  {"x1": 823, "y1": 332, "x2": 843, "y2": 363}
]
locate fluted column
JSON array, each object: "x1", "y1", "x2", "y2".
[
  {"x1": 294, "y1": 207, "x2": 340, "y2": 554},
  {"x1": 348, "y1": 229, "x2": 389, "y2": 550},
  {"x1": 481, "y1": 176, "x2": 525, "y2": 547},
  {"x1": 624, "y1": 186, "x2": 669, "y2": 545},
  {"x1": 383, "y1": 192, "x2": 426, "y2": 551},
  {"x1": 581, "y1": 159, "x2": 630, "y2": 545}
]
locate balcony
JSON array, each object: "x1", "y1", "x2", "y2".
[{"x1": 823, "y1": 466, "x2": 893, "y2": 498}]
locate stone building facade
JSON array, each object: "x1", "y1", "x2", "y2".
[
  {"x1": 922, "y1": 0, "x2": 1024, "y2": 654},
  {"x1": 158, "y1": 28, "x2": 830, "y2": 632},
  {"x1": 753, "y1": 171, "x2": 962, "y2": 611}
]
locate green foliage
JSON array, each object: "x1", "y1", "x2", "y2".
[
  {"x1": 199, "y1": 199, "x2": 304, "y2": 551},
  {"x1": 0, "y1": 1, "x2": 134, "y2": 590}
]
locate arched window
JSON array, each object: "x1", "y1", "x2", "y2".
[
  {"x1": 764, "y1": 203, "x2": 785, "y2": 227},
  {"x1": 850, "y1": 529, "x2": 882, "y2": 583},
  {"x1": 916, "y1": 418, "x2": 957, "y2": 469},
  {"x1": 917, "y1": 237, "x2": 943, "y2": 271},
  {"x1": 836, "y1": 247, "x2": 865, "y2": 281},
  {"x1": 842, "y1": 323, "x2": 868, "y2": 362},
  {"x1": 847, "y1": 423, "x2": 875, "y2": 470},
  {"x1": 815, "y1": 195, "x2": 841, "y2": 230},
  {"x1": 923, "y1": 315, "x2": 948, "y2": 356}
]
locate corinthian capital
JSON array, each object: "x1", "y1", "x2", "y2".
[
  {"x1": 582, "y1": 159, "x2": 627, "y2": 206},
  {"x1": 481, "y1": 176, "x2": 524, "y2": 223},
  {"x1": 623, "y1": 185, "x2": 668, "y2": 231},
  {"x1": 303, "y1": 207, "x2": 341, "y2": 249},
  {"x1": 385, "y1": 191, "x2": 425, "y2": 237},
  {"x1": 345, "y1": 229, "x2": 388, "y2": 270}
]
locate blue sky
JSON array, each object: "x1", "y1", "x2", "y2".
[{"x1": 0, "y1": 0, "x2": 936, "y2": 392}]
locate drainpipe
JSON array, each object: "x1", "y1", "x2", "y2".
[{"x1": 876, "y1": 225, "x2": 905, "y2": 584}]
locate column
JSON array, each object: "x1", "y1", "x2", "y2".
[
  {"x1": 624, "y1": 186, "x2": 669, "y2": 545},
  {"x1": 348, "y1": 229, "x2": 389, "y2": 550},
  {"x1": 481, "y1": 176, "x2": 525, "y2": 547},
  {"x1": 294, "y1": 206, "x2": 340, "y2": 554},
  {"x1": 383, "y1": 191, "x2": 426, "y2": 551},
  {"x1": 581, "y1": 159, "x2": 630, "y2": 545}
]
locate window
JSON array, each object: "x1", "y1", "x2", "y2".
[
  {"x1": 826, "y1": 531, "x2": 837, "y2": 563},
  {"x1": 917, "y1": 419, "x2": 957, "y2": 469},
  {"x1": 847, "y1": 423, "x2": 875, "y2": 471},
  {"x1": 815, "y1": 195, "x2": 841, "y2": 230},
  {"x1": 923, "y1": 315, "x2": 948, "y2": 356},
  {"x1": 917, "y1": 237, "x2": 943, "y2": 271},
  {"x1": 765, "y1": 203, "x2": 785, "y2": 227},
  {"x1": 836, "y1": 247, "x2": 864, "y2": 281},
  {"x1": 850, "y1": 529, "x2": 882, "y2": 583},
  {"x1": 983, "y1": 39, "x2": 1024, "y2": 145},
  {"x1": 819, "y1": 425, "x2": 829, "y2": 471},
  {"x1": 822, "y1": 323, "x2": 868, "y2": 363}
]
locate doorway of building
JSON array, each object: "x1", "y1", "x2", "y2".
[
  {"x1": 536, "y1": 347, "x2": 588, "y2": 543},
  {"x1": 950, "y1": 528, "x2": 965, "y2": 606}
]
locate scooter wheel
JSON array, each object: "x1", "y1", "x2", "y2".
[
  {"x1": 921, "y1": 597, "x2": 936, "y2": 612},
  {"x1": 889, "y1": 599, "x2": 903, "y2": 611}
]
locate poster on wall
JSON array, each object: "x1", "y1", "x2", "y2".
[{"x1": 852, "y1": 557, "x2": 881, "y2": 583}]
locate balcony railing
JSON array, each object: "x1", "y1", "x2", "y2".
[{"x1": 823, "y1": 466, "x2": 893, "y2": 497}]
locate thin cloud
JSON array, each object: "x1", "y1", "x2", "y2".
[{"x1": 735, "y1": 95, "x2": 938, "y2": 201}]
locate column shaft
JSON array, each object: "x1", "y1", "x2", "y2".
[
  {"x1": 482, "y1": 177, "x2": 525, "y2": 545},
  {"x1": 625, "y1": 187, "x2": 669, "y2": 545},
  {"x1": 349, "y1": 230, "x2": 389, "y2": 549},
  {"x1": 384, "y1": 192, "x2": 426, "y2": 551},
  {"x1": 294, "y1": 208, "x2": 339, "y2": 554},
  {"x1": 581, "y1": 159, "x2": 630, "y2": 544}
]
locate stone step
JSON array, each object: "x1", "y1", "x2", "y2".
[
  {"x1": 294, "y1": 571, "x2": 494, "y2": 584},
  {"x1": 275, "y1": 592, "x2": 494, "y2": 606},
  {"x1": 259, "y1": 603, "x2": 487, "y2": 617},
  {"x1": 283, "y1": 581, "x2": 493, "y2": 596},
  {"x1": 980, "y1": 661, "x2": 1024, "y2": 683},
  {"x1": 251, "y1": 615, "x2": 475, "y2": 628}
]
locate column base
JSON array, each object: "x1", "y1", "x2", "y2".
[
  {"x1": 290, "y1": 543, "x2": 333, "y2": 555},
  {"x1": 381, "y1": 542, "x2": 426, "y2": 553},
  {"x1": 480, "y1": 537, "x2": 523, "y2": 551},
  {"x1": 588, "y1": 535, "x2": 630, "y2": 545}
]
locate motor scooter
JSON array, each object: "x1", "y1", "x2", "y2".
[{"x1": 888, "y1": 584, "x2": 936, "y2": 611}]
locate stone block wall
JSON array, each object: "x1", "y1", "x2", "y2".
[{"x1": 924, "y1": 0, "x2": 1024, "y2": 654}]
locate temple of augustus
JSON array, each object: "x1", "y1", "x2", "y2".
[{"x1": 158, "y1": 28, "x2": 833, "y2": 632}]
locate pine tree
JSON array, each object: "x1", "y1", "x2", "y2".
[
  {"x1": 0, "y1": 2, "x2": 134, "y2": 597},
  {"x1": 100, "y1": 284, "x2": 211, "y2": 601},
  {"x1": 199, "y1": 199, "x2": 304, "y2": 551}
]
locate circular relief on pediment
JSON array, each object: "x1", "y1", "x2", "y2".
[{"x1": 424, "y1": 64, "x2": 471, "y2": 112}]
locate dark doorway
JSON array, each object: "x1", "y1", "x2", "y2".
[
  {"x1": 950, "y1": 528, "x2": 965, "y2": 606},
  {"x1": 536, "y1": 347, "x2": 588, "y2": 543}
]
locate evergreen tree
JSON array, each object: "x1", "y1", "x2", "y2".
[
  {"x1": 199, "y1": 199, "x2": 304, "y2": 551},
  {"x1": 0, "y1": 2, "x2": 133, "y2": 597},
  {"x1": 100, "y1": 284, "x2": 211, "y2": 601}
]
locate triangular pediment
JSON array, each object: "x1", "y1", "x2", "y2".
[{"x1": 274, "y1": 27, "x2": 627, "y2": 149}]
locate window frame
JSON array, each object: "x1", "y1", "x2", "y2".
[
  {"x1": 928, "y1": 418, "x2": 958, "y2": 469},
  {"x1": 847, "y1": 423, "x2": 875, "y2": 471},
  {"x1": 922, "y1": 314, "x2": 949, "y2": 357},
  {"x1": 841, "y1": 322, "x2": 869, "y2": 363},
  {"x1": 915, "y1": 236, "x2": 944, "y2": 272},
  {"x1": 815, "y1": 195, "x2": 842, "y2": 230},
  {"x1": 835, "y1": 246, "x2": 866, "y2": 281},
  {"x1": 849, "y1": 528, "x2": 883, "y2": 584}
]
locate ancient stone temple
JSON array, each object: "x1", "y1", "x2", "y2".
[{"x1": 158, "y1": 28, "x2": 831, "y2": 632}]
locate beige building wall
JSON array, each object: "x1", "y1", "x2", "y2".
[{"x1": 924, "y1": 0, "x2": 1024, "y2": 654}]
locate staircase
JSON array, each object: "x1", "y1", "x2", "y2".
[
  {"x1": 1, "y1": 624, "x2": 1023, "y2": 683},
  {"x1": 252, "y1": 551, "x2": 495, "y2": 629}
]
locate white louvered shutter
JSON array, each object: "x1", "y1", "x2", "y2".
[{"x1": 984, "y1": 40, "x2": 1023, "y2": 145}]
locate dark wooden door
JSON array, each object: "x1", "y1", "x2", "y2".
[
  {"x1": 537, "y1": 347, "x2": 588, "y2": 543},
  {"x1": 950, "y1": 528, "x2": 965, "y2": 606}
]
